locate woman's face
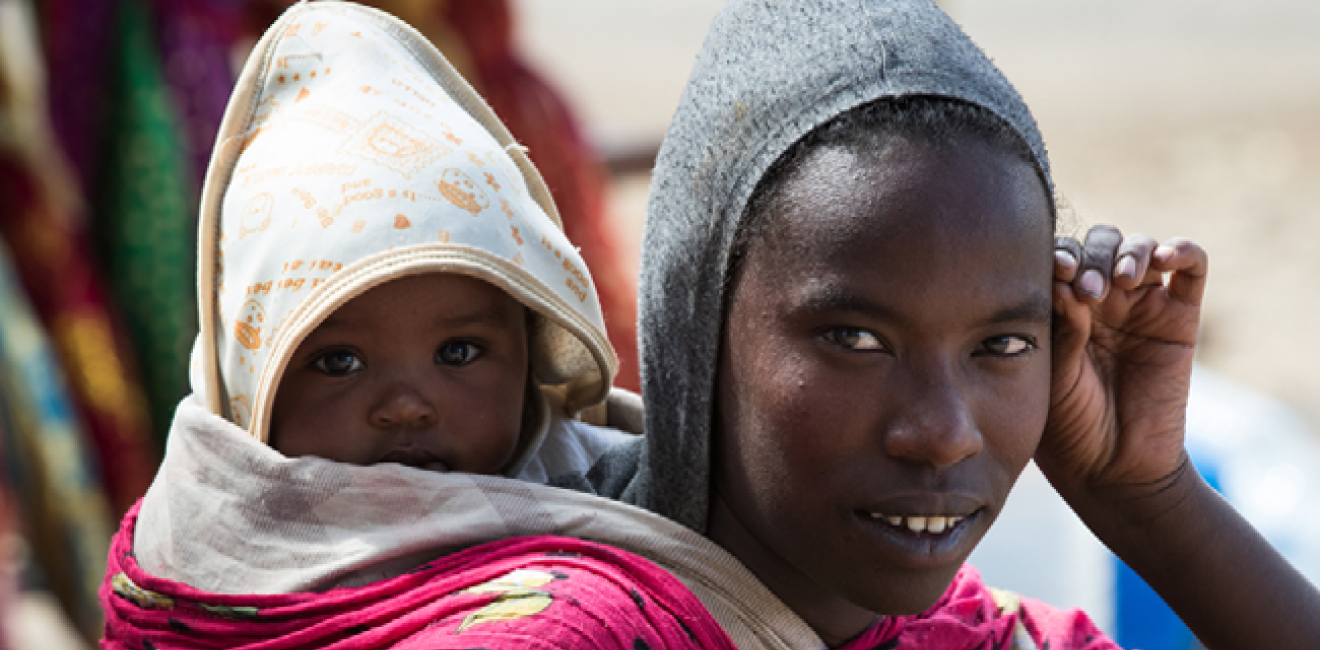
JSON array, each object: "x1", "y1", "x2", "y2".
[{"x1": 710, "y1": 134, "x2": 1054, "y2": 642}]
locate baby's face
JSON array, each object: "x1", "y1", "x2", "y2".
[{"x1": 270, "y1": 273, "x2": 529, "y2": 474}]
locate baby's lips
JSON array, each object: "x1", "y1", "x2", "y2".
[{"x1": 379, "y1": 447, "x2": 450, "y2": 472}]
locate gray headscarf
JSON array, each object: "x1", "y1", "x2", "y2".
[{"x1": 567, "y1": 0, "x2": 1052, "y2": 533}]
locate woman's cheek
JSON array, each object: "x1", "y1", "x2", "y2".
[{"x1": 985, "y1": 367, "x2": 1051, "y2": 469}]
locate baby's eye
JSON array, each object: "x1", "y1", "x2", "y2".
[
  {"x1": 823, "y1": 327, "x2": 887, "y2": 352},
  {"x1": 976, "y1": 335, "x2": 1036, "y2": 357},
  {"x1": 313, "y1": 350, "x2": 365, "y2": 376},
  {"x1": 436, "y1": 341, "x2": 483, "y2": 366}
]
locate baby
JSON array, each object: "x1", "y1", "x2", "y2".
[
  {"x1": 101, "y1": 8, "x2": 738, "y2": 649},
  {"x1": 191, "y1": 2, "x2": 627, "y2": 484},
  {"x1": 121, "y1": 0, "x2": 632, "y2": 595}
]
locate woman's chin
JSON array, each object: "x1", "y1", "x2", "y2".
[
  {"x1": 818, "y1": 539, "x2": 975, "y2": 618},
  {"x1": 845, "y1": 565, "x2": 965, "y2": 617}
]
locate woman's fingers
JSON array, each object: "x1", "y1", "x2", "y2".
[
  {"x1": 1153, "y1": 237, "x2": 1210, "y2": 307},
  {"x1": 1054, "y1": 236, "x2": 1083, "y2": 282},
  {"x1": 1077, "y1": 225, "x2": 1124, "y2": 301},
  {"x1": 1057, "y1": 226, "x2": 1206, "y2": 307},
  {"x1": 1112, "y1": 232, "x2": 1159, "y2": 290}
]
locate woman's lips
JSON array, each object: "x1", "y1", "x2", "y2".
[
  {"x1": 866, "y1": 512, "x2": 967, "y2": 534},
  {"x1": 379, "y1": 448, "x2": 451, "y2": 472},
  {"x1": 850, "y1": 494, "x2": 986, "y2": 568},
  {"x1": 852, "y1": 507, "x2": 983, "y2": 569}
]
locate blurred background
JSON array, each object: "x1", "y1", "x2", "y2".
[{"x1": 0, "y1": 0, "x2": 1316, "y2": 648}]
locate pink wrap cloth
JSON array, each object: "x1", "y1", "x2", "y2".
[
  {"x1": 103, "y1": 500, "x2": 1117, "y2": 650},
  {"x1": 840, "y1": 566, "x2": 1120, "y2": 650},
  {"x1": 102, "y1": 503, "x2": 737, "y2": 650}
]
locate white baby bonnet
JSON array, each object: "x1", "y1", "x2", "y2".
[{"x1": 190, "y1": 1, "x2": 616, "y2": 449}]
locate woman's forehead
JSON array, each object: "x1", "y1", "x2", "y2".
[
  {"x1": 728, "y1": 136, "x2": 1054, "y2": 331},
  {"x1": 754, "y1": 136, "x2": 1052, "y2": 258}
]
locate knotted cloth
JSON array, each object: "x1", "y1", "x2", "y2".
[{"x1": 104, "y1": 510, "x2": 735, "y2": 650}]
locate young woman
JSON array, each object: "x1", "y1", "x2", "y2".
[
  {"x1": 569, "y1": 0, "x2": 1320, "y2": 647},
  {"x1": 103, "y1": 1, "x2": 1319, "y2": 648}
]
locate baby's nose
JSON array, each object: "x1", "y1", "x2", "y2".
[{"x1": 369, "y1": 384, "x2": 438, "y2": 428}]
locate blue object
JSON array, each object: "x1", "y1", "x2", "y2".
[{"x1": 1114, "y1": 452, "x2": 1220, "y2": 650}]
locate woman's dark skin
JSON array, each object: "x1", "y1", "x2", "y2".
[
  {"x1": 709, "y1": 131, "x2": 1320, "y2": 647},
  {"x1": 711, "y1": 135, "x2": 1052, "y2": 644},
  {"x1": 1050, "y1": 229, "x2": 1320, "y2": 648}
]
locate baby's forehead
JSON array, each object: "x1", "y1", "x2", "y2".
[{"x1": 318, "y1": 272, "x2": 528, "y2": 332}]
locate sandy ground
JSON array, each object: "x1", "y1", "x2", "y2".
[{"x1": 514, "y1": 0, "x2": 1320, "y2": 430}]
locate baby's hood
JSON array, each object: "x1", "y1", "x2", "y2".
[
  {"x1": 589, "y1": 0, "x2": 1053, "y2": 532},
  {"x1": 191, "y1": 1, "x2": 615, "y2": 453}
]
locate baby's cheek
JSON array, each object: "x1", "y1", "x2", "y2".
[{"x1": 460, "y1": 373, "x2": 530, "y2": 474}]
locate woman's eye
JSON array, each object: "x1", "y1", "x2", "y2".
[
  {"x1": 313, "y1": 350, "x2": 364, "y2": 376},
  {"x1": 824, "y1": 327, "x2": 887, "y2": 351},
  {"x1": 436, "y1": 341, "x2": 483, "y2": 366},
  {"x1": 977, "y1": 335, "x2": 1036, "y2": 357}
]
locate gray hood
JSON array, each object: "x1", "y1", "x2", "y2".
[{"x1": 578, "y1": 0, "x2": 1052, "y2": 533}]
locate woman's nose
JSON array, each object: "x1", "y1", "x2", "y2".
[
  {"x1": 369, "y1": 382, "x2": 439, "y2": 429},
  {"x1": 880, "y1": 366, "x2": 984, "y2": 467}
]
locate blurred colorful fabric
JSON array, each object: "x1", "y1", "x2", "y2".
[
  {"x1": 0, "y1": 238, "x2": 115, "y2": 639},
  {"x1": 153, "y1": 0, "x2": 245, "y2": 196},
  {"x1": 2, "y1": 0, "x2": 162, "y2": 523},
  {"x1": 0, "y1": 374, "x2": 15, "y2": 650},
  {"x1": 0, "y1": 150, "x2": 158, "y2": 518},
  {"x1": 93, "y1": 0, "x2": 200, "y2": 449},
  {"x1": 2, "y1": 0, "x2": 239, "y2": 640},
  {"x1": 0, "y1": 0, "x2": 640, "y2": 642}
]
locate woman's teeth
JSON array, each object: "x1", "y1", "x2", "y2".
[{"x1": 871, "y1": 513, "x2": 964, "y2": 534}]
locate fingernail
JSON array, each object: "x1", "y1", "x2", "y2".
[
  {"x1": 1115, "y1": 255, "x2": 1137, "y2": 279},
  {"x1": 1054, "y1": 250, "x2": 1077, "y2": 270},
  {"x1": 1079, "y1": 269, "x2": 1104, "y2": 297},
  {"x1": 1155, "y1": 244, "x2": 1174, "y2": 262}
]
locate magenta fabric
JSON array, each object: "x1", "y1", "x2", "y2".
[
  {"x1": 104, "y1": 499, "x2": 1118, "y2": 650},
  {"x1": 101, "y1": 503, "x2": 738, "y2": 650},
  {"x1": 843, "y1": 565, "x2": 1121, "y2": 650}
]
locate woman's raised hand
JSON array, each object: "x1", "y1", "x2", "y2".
[
  {"x1": 1042, "y1": 226, "x2": 1320, "y2": 649},
  {"x1": 1040, "y1": 225, "x2": 1207, "y2": 501}
]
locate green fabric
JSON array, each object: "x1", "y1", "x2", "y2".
[
  {"x1": 96, "y1": 0, "x2": 197, "y2": 447},
  {"x1": 0, "y1": 238, "x2": 114, "y2": 639}
]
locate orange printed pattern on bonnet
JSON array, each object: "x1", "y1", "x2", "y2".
[{"x1": 206, "y1": 3, "x2": 608, "y2": 433}]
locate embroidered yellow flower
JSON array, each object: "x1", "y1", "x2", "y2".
[
  {"x1": 111, "y1": 572, "x2": 175, "y2": 610},
  {"x1": 456, "y1": 569, "x2": 558, "y2": 632}
]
